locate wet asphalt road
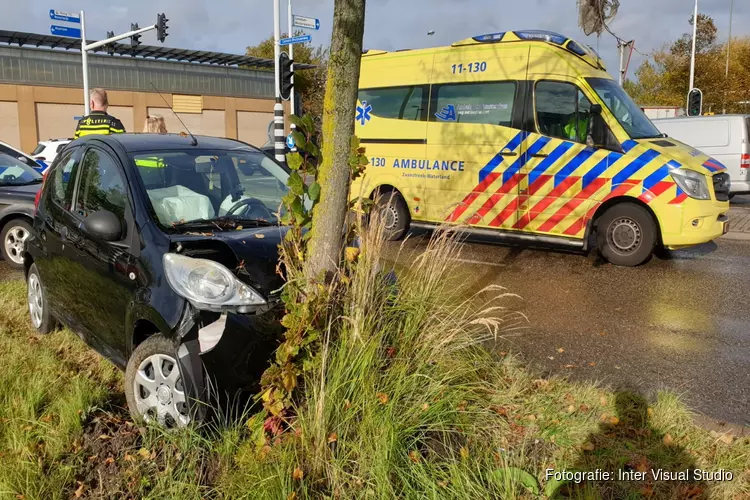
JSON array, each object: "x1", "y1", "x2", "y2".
[{"x1": 395, "y1": 201, "x2": 750, "y2": 426}]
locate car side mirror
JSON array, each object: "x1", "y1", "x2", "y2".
[{"x1": 83, "y1": 210, "x2": 122, "y2": 242}]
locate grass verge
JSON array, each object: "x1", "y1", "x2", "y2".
[{"x1": 0, "y1": 225, "x2": 747, "y2": 499}]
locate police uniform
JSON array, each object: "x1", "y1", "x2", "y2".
[{"x1": 74, "y1": 110, "x2": 126, "y2": 138}]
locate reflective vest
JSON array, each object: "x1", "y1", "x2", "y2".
[{"x1": 74, "y1": 111, "x2": 126, "y2": 138}]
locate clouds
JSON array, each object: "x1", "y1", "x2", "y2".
[{"x1": 5, "y1": 0, "x2": 747, "y2": 81}]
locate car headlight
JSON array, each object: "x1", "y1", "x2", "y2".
[
  {"x1": 670, "y1": 169, "x2": 710, "y2": 200},
  {"x1": 163, "y1": 253, "x2": 267, "y2": 312}
]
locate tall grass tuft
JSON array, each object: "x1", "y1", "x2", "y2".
[{"x1": 223, "y1": 213, "x2": 533, "y2": 498}]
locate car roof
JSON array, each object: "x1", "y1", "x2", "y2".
[{"x1": 69, "y1": 133, "x2": 261, "y2": 153}]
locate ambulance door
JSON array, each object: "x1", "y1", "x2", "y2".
[
  {"x1": 426, "y1": 47, "x2": 524, "y2": 228},
  {"x1": 355, "y1": 51, "x2": 433, "y2": 218},
  {"x1": 516, "y1": 60, "x2": 616, "y2": 238}
]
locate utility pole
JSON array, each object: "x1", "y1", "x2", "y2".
[
  {"x1": 618, "y1": 40, "x2": 633, "y2": 85},
  {"x1": 287, "y1": 0, "x2": 296, "y2": 152},
  {"x1": 273, "y1": 0, "x2": 286, "y2": 165},
  {"x1": 689, "y1": 0, "x2": 698, "y2": 93},
  {"x1": 80, "y1": 11, "x2": 90, "y2": 115},
  {"x1": 723, "y1": 0, "x2": 734, "y2": 114}
]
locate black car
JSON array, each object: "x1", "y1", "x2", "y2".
[
  {"x1": 25, "y1": 134, "x2": 294, "y2": 427},
  {"x1": 1, "y1": 152, "x2": 43, "y2": 269}
]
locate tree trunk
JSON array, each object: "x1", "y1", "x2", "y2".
[{"x1": 305, "y1": 0, "x2": 366, "y2": 281}]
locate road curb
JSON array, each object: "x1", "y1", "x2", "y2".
[{"x1": 720, "y1": 232, "x2": 750, "y2": 241}]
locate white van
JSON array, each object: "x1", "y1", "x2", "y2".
[{"x1": 653, "y1": 115, "x2": 750, "y2": 196}]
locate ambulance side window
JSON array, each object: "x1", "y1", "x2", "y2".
[
  {"x1": 535, "y1": 81, "x2": 592, "y2": 144},
  {"x1": 357, "y1": 86, "x2": 426, "y2": 121},
  {"x1": 431, "y1": 82, "x2": 516, "y2": 126}
]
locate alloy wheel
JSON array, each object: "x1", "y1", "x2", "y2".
[
  {"x1": 4, "y1": 225, "x2": 29, "y2": 265},
  {"x1": 133, "y1": 354, "x2": 191, "y2": 428},
  {"x1": 27, "y1": 273, "x2": 43, "y2": 329}
]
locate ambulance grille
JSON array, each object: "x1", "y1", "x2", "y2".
[{"x1": 713, "y1": 173, "x2": 730, "y2": 201}]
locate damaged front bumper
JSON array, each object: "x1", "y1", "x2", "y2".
[{"x1": 172, "y1": 303, "x2": 284, "y2": 419}]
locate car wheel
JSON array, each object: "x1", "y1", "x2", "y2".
[
  {"x1": 125, "y1": 335, "x2": 193, "y2": 428},
  {"x1": 374, "y1": 190, "x2": 410, "y2": 241},
  {"x1": 1, "y1": 219, "x2": 32, "y2": 269},
  {"x1": 27, "y1": 263, "x2": 56, "y2": 334},
  {"x1": 596, "y1": 203, "x2": 657, "y2": 267}
]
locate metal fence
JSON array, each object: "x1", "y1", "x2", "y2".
[{"x1": 0, "y1": 46, "x2": 275, "y2": 98}]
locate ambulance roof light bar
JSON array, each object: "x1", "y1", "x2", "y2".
[
  {"x1": 513, "y1": 30, "x2": 567, "y2": 45},
  {"x1": 472, "y1": 32, "x2": 506, "y2": 42}
]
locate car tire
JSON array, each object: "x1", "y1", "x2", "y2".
[
  {"x1": 27, "y1": 263, "x2": 56, "y2": 334},
  {"x1": 125, "y1": 334, "x2": 194, "y2": 428},
  {"x1": 596, "y1": 203, "x2": 657, "y2": 267},
  {"x1": 374, "y1": 189, "x2": 410, "y2": 241},
  {"x1": 1, "y1": 218, "x2": 32, "y2": 270}
]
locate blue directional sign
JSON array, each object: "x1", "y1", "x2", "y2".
[
  {"x1": 286, "y1": 133, "x2": 296, "y2": 150},
  {"x1": 49, "y1": 9, "x2": 80, "y2": 23},
  {"x1": 292, "y1": 15, "x2": 320, "y2": 31},
  {"x1": 50, "y1": 25, "x2": 81, "y2": 38},
  {"x1": 279, "y1": 34, "x2": 312, "y2": 46}
]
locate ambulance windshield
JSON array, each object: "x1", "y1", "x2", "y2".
[{"x1": 587, "y1": 78, "x2": 662, "y2": 140}]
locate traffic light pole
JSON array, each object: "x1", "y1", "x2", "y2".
[
  {"x1": 287, "y1": 0, "x2": 297, "y2": 152},
  {"x1": 79, "y1": 11, "x2": 161, "y2": 115},
  {"x1": 273, "y1": 0, "x2": 286, "y2": 165}
]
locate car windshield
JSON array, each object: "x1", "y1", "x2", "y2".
[
  {"x1": 31, "y1": 143, "x2": 46, "y2": 156},
  {"x1": 0, "y1": 153, "x2": 43, "y2": 186},
  {"x1": 130, "y1": 148, "x2": 289, "y2": 229},
  {"x1": 586, "y1": 77, "x2": 662, "y2": 140}
]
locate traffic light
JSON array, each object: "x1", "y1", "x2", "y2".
[
  {"x1": 156, "y1": 13, "x2": 169, "y2": 43},
  {"x1": 687, "y1": 88, "x2": 703, "y2": 117},
  {"x1": 278, "y1": 52, "x2": 294, "y2": 101},
  {"x1": 106, "y1": 31, "x2": 115, "y2": 55},
  {"x1": 130, "y1": 23, "x2": 141, "y2": 48}
]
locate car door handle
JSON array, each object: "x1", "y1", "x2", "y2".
[
  {"x1": 500, "y1": 148, "x2": 518, "y2": 157},
  {"x1": 531, "y1": 153, "x2": 548, "y2": 158}
]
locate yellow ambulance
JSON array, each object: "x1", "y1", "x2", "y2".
[{"x1": 352, "y1": 30, "x2": 730, "y2": 266}]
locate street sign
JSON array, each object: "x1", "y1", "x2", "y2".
[
  {"x1": 280, "y1": 34, "x2": 311, "y2": 46},
  {"x1": 292, "y1": 15, "x2": 320, "y2": 31},
  {"x1": 49, "y1": 9, "x2": 80, "y2": 23},
  {"x1": 50, "y1": 25, "x2": 81, "y2": 38},
  {"x1": 286, "y1": 133, "x2": 295, "y2": 150}
]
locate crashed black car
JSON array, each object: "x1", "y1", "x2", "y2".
[
  {"x1": 0, "y1": 152, "x2": 43, "y2": 269},
  {"x1": 25, "y1": 134, "x2": 294, "y2": 427}
]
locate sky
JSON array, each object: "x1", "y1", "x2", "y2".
[{"x1": 4, "y1": 0, "x2": 749, "y2": 82}]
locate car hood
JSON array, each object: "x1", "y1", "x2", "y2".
[
  {"x1": 168, "y1": 225, "x2": 288, "y2": 300},
  {"x1": 0, "y1": 182, "x2": 41, "y2": 202},
  {"x1": 632, "y1": 138, "x2": 727, "y2": 176}
]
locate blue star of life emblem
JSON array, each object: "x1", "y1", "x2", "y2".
[{"x1": 356, "y1": 101, "x2": 372, "y2": 125}]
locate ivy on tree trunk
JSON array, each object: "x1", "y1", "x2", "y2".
[{"x1": 306, "y1": 0, "x2": 367, "y2": 282}]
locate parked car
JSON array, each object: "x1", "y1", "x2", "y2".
[
  {"x1": 0, "y1": 140, "x2": 47, "y2": 173},
  {"x1": 0, "y1": 152, "x2": 43, "y2": 268},
  {"x1": 31, "y1": 138, "x2": 72, "y2": 168},
  {"x1": 653, "y1": 115, "x2": 750, "y2": 197},
  {"x1": 25, "y1": 134, "x2": 294, "y2": 427}
]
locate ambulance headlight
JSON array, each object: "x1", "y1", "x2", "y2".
[{"x1": 670, "y1": 169, "x2": 710, "y2": 200}]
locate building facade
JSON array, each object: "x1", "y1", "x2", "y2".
[{"x1": 0, "y1": 32, "x2": 289, "y2": 153}]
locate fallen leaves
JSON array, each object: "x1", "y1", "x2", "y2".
[
  {"x1": 566, "y1": 405, "x2": 576, "y2": 414},
  {"x1": 588, "y1": 362, "x2": 597, "y2": 367},
  {"x1": 709, "y1": 430, "x2": 734, "y2": 445},
  {"x1": 459, "y1": 447, "x2": 469, "y2": 459},
  {"x1": 327, "y1": 433, "x2": 338, "y2": 444},
  {"x1": 292, "y1": 467, "x2": 304, "y2": 481},
  {"x1": 580, "y1": 441, "x2": 595, "y2": 451},
  {"x1": 599, "y1": 395, "x2": 608, "y2": 407},
  {"x1": 74, "y1": 482, "x2": 85, "y2": 498},
  {"x1": 663, "y1": 433, "x2": 674, "y2": 446},
  {"x1": 557, "y1": 347, "x2": 565, "y2": 353},
  {"x1": 408, "y1": 450, "x2": 421, "y2": 463},
  {"x1": 345, "y1": 247, "x2": 360, "y2": 262},
  {"x1": 376, "y1": 393, "x2": 389, "y2": 405},
  {"x1": 254, "y1": 233, "x2": 265, "y2": 239}
]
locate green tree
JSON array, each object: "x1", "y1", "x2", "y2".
[
  {"x1": 246, "y1": 33, "x2": 328, "y2": 129},
  {"x1": 625, "y1": 14, "x2": 750, "y2": 114}
]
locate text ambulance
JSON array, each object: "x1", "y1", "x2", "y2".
[{"x1": 352, "y1": 30, "x2": 730, "y2": 266}]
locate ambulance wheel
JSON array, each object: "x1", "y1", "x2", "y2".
[
  {"x1": 375, "y1": 190, "x2": 409, "y2": 241},
  {"x1": 596, "y1": 203, "x2": 656, "y2": 267}
]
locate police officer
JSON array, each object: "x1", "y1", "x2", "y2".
[{"x1": 74, "y1": 88, "x2": 126, "y2": 138}]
